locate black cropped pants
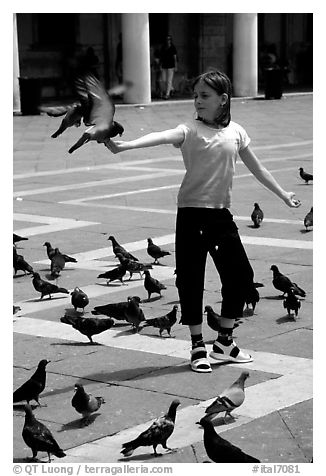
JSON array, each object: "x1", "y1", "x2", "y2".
[{"x1": 175, "y1": 207, "x2": 254, "y2": 326}]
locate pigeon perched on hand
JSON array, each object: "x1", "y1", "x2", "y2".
[
  {"x1": 13, "y1": 233, "x2": 28, "y2": 246},
  {"x1": 67, "y1": 74, "x2": 125, "y2": 154},
  {"x1": 283, "y1": 289, "x2": 301, "y2": 319},
  {"x1": 204, "y1": 371, "x2": 249, "y2": 423},
  {"x1": 116, "y1": 253, "x2": 152, "y2": 279},
  {"x1": 50, "y1": 249, "x2": 66, "y2": 279},
  {"x1": 121, "y1": 399, "x2": 180, "y2": 457},
  {"x1": 60, "y1": 314, "x2": 114, "y2": 343},
  {"x1": 125, "y1": 296, "x2": 145, "y2": 332},
  {"x1": 270, "y1": 265, "x2": 306, "y2": 297},
  {"x1": 108, "y1": 236, "x2": 139, "y2": 261},
  {"x1": 32, "y1": 272, "x2": 69, "y2": 300},
  {"x1": 143, "y1": 269, "x2": 167, "y2": 300},
  {"x1": 251, "y1": 202, "x2": 264, "y2": 228},
  {"x1": 71, "y1": 287, "x2": 89, "y2": 313},
  {"x1": 22, "y1": 404, "x2": 66, "y2": 462},
  {"x1": 147, "y1": 238, "x2": 171, "y2": 265},
  {"x1": 91, "y1": 296, "x2": 141, "y2": 320},
  {"x1": 197, "y1": 417, "x2": 260, "y2": 463},
  {"x1": 141, "y1": 305, "x2": 178, "y2": 337},
  {"x1": 13, "y1": 247, "x2": 34, "y2": 276},
  {"x1": 14, "y1": 359, "x2": 50, "y2": 406},
  {"x1": 71, "y1": 383, "x2": 105, "y2": 425},
  {"x1": 97, "y1": 262, "x2": 128, "y2": 285},
  {"x1": 304, "y1": 207, "x2": 313, "y2": 231},
  {"x1": 43, "y1": 242, "x2": 77, "y2": 263},
  {"x1": 299, "y1": 167, "x2": 313, "y2": 184}
]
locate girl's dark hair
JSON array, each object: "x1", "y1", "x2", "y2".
[{"x1": 193, "y1": 70, "x2": 232, "y2": 127}]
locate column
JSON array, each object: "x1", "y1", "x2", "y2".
[
  {"x1": 233, "y1": 13, "x2": 258, "y2": 97},
  {"x1": 122, "y1": 13, "x2": 151, "y2": 104},
  {"x1": 13, "y1": 13, "x2": 21, "y2": 113}
]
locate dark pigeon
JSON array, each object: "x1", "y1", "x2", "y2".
[
  {"x1": 270, "y1": 265, "x2": 306, "y2": 297},
  {"x1": 283, "y1": 289, "x2": 301, "y2": 318},
  {"x1": 141, "y1": 305, "x2": 178, "y2": 337},
  {"x1": 13, "y1": 233, "x2": 28, "y2": 246},
  {"x1": 14, "y1": 359, "x2": 50, "y2": 406},
  {"x1": 13, "y1": 247, "x2": 34, "y2": 276},
  {"x1": 143, "y1": 269, "x2": 167, "y2": 300},
  {"x1": 71, "y1": 287, "x2": 89, "y2": 312},
  {"x1": 50, "y1": 249, "x2": 66, "y2": 279},
  {"x1": 116, "y1": 253, "x2": 152, "y2": 279},
  {"x1": 147, "y1": 238, "x2": 171, "y2": 265},
  {"x1": 251, "y1": 202, "x2": 264, "y2": 228},
  {"x1": 60, "y1": 314, "x2": 114, "y2": 343},
  {"x1": 43, "y1": 242, "x2": 77, "y2": 263},
  {"x1": 97, "y1": 262, "x2": 128, "y2": 285},
  {"x1": 124, "y1": 296, "x2": 146, "y2": 332},
  {"x1": 32, "y1": 272, "x2": 69, "y2": 300},
  {"x1": 22, "y1": 404, "x2": 66, "y2": 462},
  {"x1": 204, "y1": 305, "x2": 222, "y2": 332},
  {"x1": 244, "y1": 282, "x2": 264, "y2": 314},
  {"x1": 71, "y1": 383, "x2": 105, "y2": 425},
  {"x1": 108, "y1": 235, "x2": 138, "y2": 261},
  {"x1": 304, "y1": 207, "x2": 313, "y2": 231},
  {"x1": 299, "y1": 167, "x2": 313, "y2": 184},
  {"x1": 91, "y1": 296, "x2": 142, "y2": 320},
  {"x1": 121, "y1": 399, "x2": 180, "y2": 457},
  {"x1": 197, "y1": 417, "x2": 260, "y2": 463}
]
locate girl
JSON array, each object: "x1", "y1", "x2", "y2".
[{"x1": 103, "y1": 70, "x2": 301, "y2": 373}]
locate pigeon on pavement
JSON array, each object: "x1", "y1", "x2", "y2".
[
  {"x1": 121, "y1": 399, "x2": 181, "y2": 457},
  {"x1": 32, "y1": 272, "x2": 69, "y2": 300},
  {"x1": 299, "y1": 167, "x2": 313, "y2": 184},
  {"x1": 143, "y1": 269, "x2": 167, "y2": 300},
  {"x1": 97, "y1": 262, "x2": 128, "y2": 285},
  {"x1": 71, "y1": 287, "x2": 89, "y2": 313},
  {"x1": 13, "y1": 233, "x2": 28, "y2": 246},
  {"x1": 304, "y1": 207, "x2": 313, "y2": 231},
  {"x1": 22, "y1": 404, "x2": 66, "y2": 462},
  {"x1": 251, "y1": 202, "x2": 264, "y2": 228},
  {"x1": 108, "y1": 236, "x2": 139, "y2": 261},
  {"x1": 270, "y1": 265, "x2": 306, "y2": 297},
  {"x1": 204, "y1": 371, "x2": 249, "y2": 423},
  {"x1": 14, "y1": 359, "x2": 50, "y2": 406},
  {"x1": 197, "y1": 417, "x2": 260, "y2": 463},
  {"x1": 43, "y1": 242, "x2": 77, "y2": 263},
  {"x1": 50, "y1": 249, "x2": 66, "y2": 278},
  {"x1": 13, "y1": 247, "x2": 34, "y2": 276},
  {"x1": 67, "y1": 74, "x2": 125, "y2": 154},
  {"x1": 71, "y1": 383, "x2": 105, "y2": 425},
  {"x1": 204, "y1": 305, "x2": 222, "y2": 332},
  {"x1": 283, "y1": 289, "x2": 301, "y2": 318},
  {"x1": 116, "y1": 253, "x2": 152, "y2": 279},
  {"x1": 91, "y1": 296, "x2": 142, "y2": 320},
  {"x1": 60, "y1": 314, "x2": 114, "y2": 343},
  {"x1": 125, "y1": 296, "x2": 146, "y2": 332},
  {"x1": 244, "y1": 282, "x2": 264, "y2": 314},
  {"x1": 147, "y1": 238, "x2": 171, "y2": 265},
  {"x1": 141, "y1": 305, "x2": 178, "y2": 337}
]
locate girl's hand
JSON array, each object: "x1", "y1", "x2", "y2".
[
  {"x1": 103, "y1": 139, "x2": 126, "y2": 154},
  {"x1": 283, "y1": 192, "x2": 301, "y2": 208}
]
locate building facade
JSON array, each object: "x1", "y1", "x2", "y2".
[{"x1": 13, "y1": 13, "x2": 312, "y2": 110}]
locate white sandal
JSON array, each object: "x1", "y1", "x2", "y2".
[{"x1": 190, "y1": 347, "x2": 212, "y2": 373}]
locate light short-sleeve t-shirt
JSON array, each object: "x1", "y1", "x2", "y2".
[{"x1": 175, "y1": 118, "x2": 250, "y2": 209}]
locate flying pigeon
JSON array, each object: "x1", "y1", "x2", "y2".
[
  {"x1": 116, "y1": 253, "x2": 152, "y2": 279},
  {"x1": 141, "y1": 305, "x2": 178, "y2": 337},
  {"x1": 32, "y1": 272, "x2": 69, "y2": 300},
  {"x1": 283, "y1": 289, "x2": 301, "y2": 318},
  {"x1": 13, "y1": 247, "x2": 34, "y2": 276},
  {"x1": 71, "y1": 383, "x2": 105, "y2": 425},
  {"x1": 71, "y1": 287, "x2": 89, "y2": 312},
  {"x1": 270, "y1": 265, "x2": 306, "y2": 297},
  {"x1": 251, "y1": 202, "x2": 264, "y2": 228},
  {"x1": 299, "y1": 167, "x2": 313, "y2": 184},
  {"x1": 147, "y1": 238, "x2": 171, "y2": 265},
  {"x1": 143, "y1": 269, "x2": 167, "y2": 300},
  {"x1": 22, "y1": 404, "x2": 66, "y2": 462},
  {"x1": 60, "y1": 314, "x2": 114, "y2": 343},
  {"x1": 124, "y1": 296, "x2": 146, "y2": 332},
  {"x1": 204, "y1": 371, "x2": 249, "y2": 423},
  {"x1": 304, "y1": 207, "x2": 313, "y2": 231},
  {"x1": 67, "y1": 74, "x2": 125, "y2": 153},
  {"x1": 108, "y1": 235, "x2": 139, "y2": 261},
  {"x1": 13, "y1": 233, "x2": 28, "y2": 246},
  {"x1": 97, "y1": 263, "x2": 128, "y2": 285},
  {"x1": 50, "y1": 249, "x2": 66, "y2": 278},
  {"x1": 121, "y1": 399, "x2": 180, "y2": 457},
  {"x1": 197, "y1": 417, "x2": 260, "y2": 463},
  {"x1": 91, "y1": 296, "x2": 142, "y2": 320},
  {"x1": 14, "y1": 359, "x2": 50, "y2": 406}
]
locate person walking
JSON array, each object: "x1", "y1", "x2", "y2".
[
  {"x1": 159, "y1": 35, "x2": 178, "y2": 99},
  {"x1": 102, "y1": 70, "x2": 301, "y2": 373}
]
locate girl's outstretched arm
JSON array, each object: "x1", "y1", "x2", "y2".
[
  {"x1": 103, "y1": 127, "x2": 184, "y2": 154},
  {"x1": 239, "y1": 146, "x2": 301, "y2": 208}
]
